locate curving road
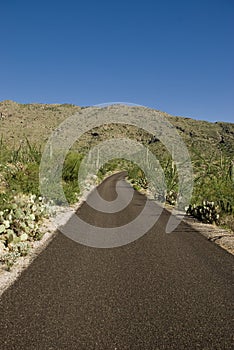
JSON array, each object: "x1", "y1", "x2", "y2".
[{"x1": 0, "y1": 172, "x2": 233, "y2": 349}]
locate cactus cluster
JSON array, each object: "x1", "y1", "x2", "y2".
[
  {"x1": 186, "y1": 201, "x2": 220, "y2": 224},
  {"x1": 130, "y1": 176, "x2": 148, "y2": 190},
  {"x1": 0, "y1": 242, "x2": 30, "y2": 270},
  {"x1": 166, "y1": 190, "x2": 177, "y2": 206},
  {"x1": 0, "y1": 194, "x2": 54, "y2": 270}
]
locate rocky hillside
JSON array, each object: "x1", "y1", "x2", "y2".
[{"x1": 0, "y1": 100, "x2": 233, "y2": 161}]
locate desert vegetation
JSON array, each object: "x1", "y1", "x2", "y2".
[{"x1": 0, "y1": 101, "x2": 233, "y2": 268}]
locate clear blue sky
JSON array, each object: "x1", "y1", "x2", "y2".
[{"x1": 1, "y1": 0, "x2": 233, "y2": 122}]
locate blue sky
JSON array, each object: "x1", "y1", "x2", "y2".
[{"x1": 1, "y1": 0, "x2": 233, "y2": 122}]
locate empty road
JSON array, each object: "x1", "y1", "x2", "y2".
[{"x1": 0, "y1": 172, "x2": 233, "y2": 349}]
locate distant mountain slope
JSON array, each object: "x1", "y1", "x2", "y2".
[
  {"x1": 0, "y1": 100, "x2": 233, "y2": 160},
  {"x1": 0, "y1": 100, "x2": 81, "y2": 147}
]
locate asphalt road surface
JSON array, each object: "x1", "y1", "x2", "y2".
[{"x1": 0, "y1": 172, "x2": 233, "y2": 349}]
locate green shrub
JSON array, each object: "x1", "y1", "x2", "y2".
[{"x1": 62, "y1": 151, "x2": 83, "y2": 203}]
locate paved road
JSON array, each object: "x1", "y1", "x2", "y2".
[{"x1": 0, "y1": 172, "x2": 233, "y2": 349}]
